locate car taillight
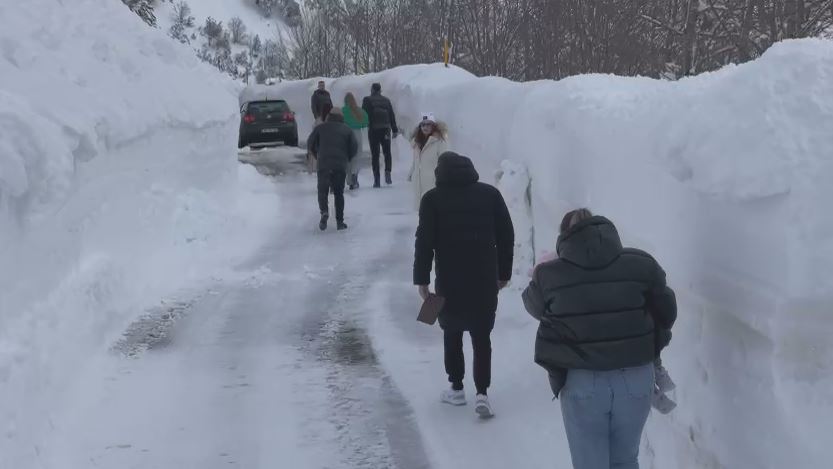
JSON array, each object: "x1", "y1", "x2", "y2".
[
  {"x1": 243, "y1": 114, "x2": 256, "y2": 124},
  {"x1": 283, "y1": 112, "x2": 294, "y2": 122}
]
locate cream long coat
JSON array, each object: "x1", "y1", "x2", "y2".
[{"x1": 409, "y1": 132, "x2": 449, "y2": 210}]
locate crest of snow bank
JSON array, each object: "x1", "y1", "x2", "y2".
[{"x1": 657, "y1": 39, "x2": 833, "y2": 200}]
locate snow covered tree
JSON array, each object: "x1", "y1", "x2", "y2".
[
  {"x1": 169, "y1": 23, "x2": 189, "y2": 44},
  {"x1": 229, "y1": 17, "x2": 248, "y2": 45},
  {"x1": 168, "y1": 1, "x2": 195, "y2": 44},
  {"x1": 172, "y1": 1, "x2": 195, "y2": 28},
  {"x1": 122, "y1": 0, "x2": 157, "y2": 27},
  {"x1": 254, "y1": 0, "x2": 279, "y2": 18},
  {"x1": 260, "y1": 39, "x2": 290, "y2": 79},
  {"x1": 250, "y1": 34, "x2": 263, "y2": 57},
  {"x1": 235, "y1": 51, "x2": 250, "y2": 68},
  {"x1": 202, "y1": 17, "x2": 224, "y2": 47},
  {"x1": 283, "y1": 1, "x2": 302, "y2": 27},
  {"x1": 215, "y1": 31, "x2": 232, "y2": 52}
]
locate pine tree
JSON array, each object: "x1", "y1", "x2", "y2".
[{"x1": 250, "y1": 35, "x2": 263, "y2": 57}]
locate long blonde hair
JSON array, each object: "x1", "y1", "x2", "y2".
[{"x1": 344, "y1": 92, "x2": 361, "y2": 122}]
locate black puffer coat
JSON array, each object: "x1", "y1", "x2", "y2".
[
  {"x1": 414, "y1": 152, "x2": 515, "y2": 332},
  {"x1": 522, "y1": 216, "x2": 677, "y2": 397},
  {"x1": 307, "y1": 113, "x2": 358, "y2": 172}
]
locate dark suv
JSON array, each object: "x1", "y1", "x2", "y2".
[{"x1": 238, "y1": 100, "x2": 298, "y2": 149}]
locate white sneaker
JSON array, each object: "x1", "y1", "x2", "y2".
[
  {"x1": 441, "y1": 388, "x2": 466, "y2": 406},
  {"x1": 652, "y1": 387, "x2": 677, "y2": 415},
  {"x1": 655, "y1": 363, "x2": 676, "y2": 393},
  {"x1": 474, "y1": 394, "x2": 494, "y2": 419}
]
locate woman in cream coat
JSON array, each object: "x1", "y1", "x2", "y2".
[{"x1": 408, "y1": 113, "x2": 449, "y2": 210}]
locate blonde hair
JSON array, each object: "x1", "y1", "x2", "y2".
[{"x1": 344, "y1": 92, "x2": 361, "y2": 122}]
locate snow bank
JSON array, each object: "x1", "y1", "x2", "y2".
[
  {"x1": 267, "y1": 39, "x2": 833, "y2": 468},
  {"x1": 0, "y1": 1, "x2": 277, "y2": 465}
]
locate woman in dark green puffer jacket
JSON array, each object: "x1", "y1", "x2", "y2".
[{"x1": 342, "y1": 92, "x2": 368, "y2": 189}]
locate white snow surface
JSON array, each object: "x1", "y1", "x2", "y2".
[
  {"x1": 264, "y1": 39, "x2": 833, "y2": 469},
  {"x1": 3, "y1": 0, "x2": 833, "y2": 465},
  {"x1": 0, "y1": 1, "x2": 278, "y2": 465}
]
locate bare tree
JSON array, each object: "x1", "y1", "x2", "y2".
[{"x1": 229, "y1": 17, "x2": 248, "y2": 45}]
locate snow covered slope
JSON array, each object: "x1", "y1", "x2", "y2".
[
  {"x1": 265, "y1": 39, "x2": 833, "y2": 468},
  {"x1": 155, "y1": 0, "x2": 290, "y2": 55},
  {"x1": 160, "y1": 0, "x2": 290, "y2": 41},
  {"x1": 0, "y1": 1, "x2": 277, "y2": 465}
]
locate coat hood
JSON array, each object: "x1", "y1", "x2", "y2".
[
  {"x1": 556, "y1": 216, "x2": 623, "y2": 268},
  {"x1": 435, "y1": 151, "x2": 479, "y2": 187},
  {"x1": 410, "y1": 120, "x2": 448, "y2": 143}
]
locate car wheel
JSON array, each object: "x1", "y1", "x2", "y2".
[{"x1": 285, "y1": 136, "x2": 298, "y2": 147}]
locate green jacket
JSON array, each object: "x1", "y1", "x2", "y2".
[{"x1": 341, "y1": 105, "x2": 368, "y2": 129}]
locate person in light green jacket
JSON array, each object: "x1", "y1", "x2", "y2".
[{"x1": 342, "y1": 92, "x2": 369, "y2": 190}]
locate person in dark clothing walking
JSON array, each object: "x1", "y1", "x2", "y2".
[
  {"x1": 307, "y1": 109, "x2": 358, "y2": 231},
  {"x1": 414, "y1": 151, "x2": 514, "y2": 418},
  {"x1": 310, "y1": 80, "x2": 332, "y2": 124},
  {"x1": 522, "y1": 209, "x2": 677, "y2": 469},
  {"x1": 362, "y1": 83, "x2": 399, "y2": 187}
]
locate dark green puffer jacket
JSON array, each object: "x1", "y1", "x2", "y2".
[{"x1": 522, "y1": 216, "x2": 677, "y2": 397}]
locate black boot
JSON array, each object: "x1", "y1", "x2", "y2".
[
  {"x1": 319, "y1": 213, "x2": 329, "y2": 231},
  {"x1": 337, "y1": 221, "x2": 348, "y2": 231},
  {"x1": 385, "y1": 171, "x2": 392, "y2": 185},
  {"x1": 354, "y1": 174, "x2": 360, "y2": 189}
]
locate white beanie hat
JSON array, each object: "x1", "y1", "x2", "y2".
[{"x1": 420, "y1": 112, "x2": 436, "y2": 124}]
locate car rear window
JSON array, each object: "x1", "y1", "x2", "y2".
[{"x1": 248, "y1": 101, "x2": 289, "y2": 114}]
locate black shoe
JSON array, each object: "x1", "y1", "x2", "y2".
[
  {"x1": 353, "y1": 174, "x2": 360, "y2": 189},
  {"x1": 337, "y1": 222, "x2": 348, "y2": 231},
  {"x1": 373, "y1": 181, "x2": 381, "y2": 188},
  {"x1": 385, "y1": 172, "x2": 392, "y2": 185},
  {"x1": 319, "y1": 213, "x2": 329, "y2": 231}
]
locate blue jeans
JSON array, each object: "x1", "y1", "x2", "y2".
[{"x1": 560, "y1": 364, "x2": 654, "y2": 469}]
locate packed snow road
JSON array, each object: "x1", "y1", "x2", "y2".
[{"x1": 42, "y1": 148, "x2": 431, "y2": 468}]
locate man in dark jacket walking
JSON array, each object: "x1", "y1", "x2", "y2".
[
  {"x1": 362, "y1": 83, "x2": 399, "y2": 187},
  {"x1": 414, "y1": 151, "x2": 514, "y2": 418},
  {"x1": 522, "y1": 209, "x2": 677, "y2": 469},
  {"x1": 307, "y1": 109, "x2": 358, "y2": 231},
  {"x1": 310, "y1": 81, "x2": 332, "y2": 124}
]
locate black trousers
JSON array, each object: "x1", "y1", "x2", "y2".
[
  {"x1": 317, "y1": 169, "x2": 346, "y2": 222},
  {"x1": 368, "y1": 128, "x2": 392, "y2": 181},
  {"x1": 444, "y1": 329, "x2": 492, "y2": 395}
]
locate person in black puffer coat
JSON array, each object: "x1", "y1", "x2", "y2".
[
  {"x1": 522, "y1": 208, "x2": 677, "y2": 469},
  {"x1": 307, "y1": 109, "x2": 358, "y2": 231},
  {"x1": 414, "y1": 151, "x2": 514, "y2": 417},
  {"x1": 362, "y1": 83, "x2": 399, "y2": 187}
]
